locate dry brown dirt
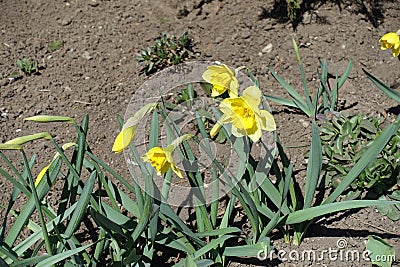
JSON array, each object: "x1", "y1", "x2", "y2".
[{"x1": 1, "y1": 0, "x2": 399, "y2": 266}]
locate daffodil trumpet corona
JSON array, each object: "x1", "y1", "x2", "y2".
[
  {"x1": 210, "y1": 86, "x2": 276, "y2": 142},
  {"x1": 202, "y1": 64, "x2": 239, "y2": 97},
  {"x1": 379, "y1": 31, "x2": 400, "y2": 58},
  {"x1": 142, "y1": 134, "x2": 194, "y2": 178}
]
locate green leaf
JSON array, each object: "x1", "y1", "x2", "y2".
[
  {"x1": 192, "y1": 235, "x2": 233, "y2": 259},
  {"x1": 63, "y1": 170, "x2": 96, "y2": 238},
  {"x1": 269, "y1": 67, "x2": 312, "y2": 116},
  {"x1": 263, "y1": 95, "x2": 298, "y2": 108},
  {"x1": 36, "y1": 242, "x2": 95, "y2": 267},
  {"x1": 303, "y1": 121, "x2": 322, "y2": 208},
  {"x1": 363, "y1": 68, "x2": 400, "y2": 103},
  {"x1": 366, "y1": 235, "x2": 395, "y2": 267},
  {"x1": 338, "y1": 59, "x2": 353, "y2": 89},
  {"x1": 223, "y1": 240, "x2": 272, "y2": 257},
  {"x1": 280, "y1": 200, "x2": 400, "y2": 225}
]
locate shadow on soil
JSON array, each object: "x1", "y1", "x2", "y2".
[{"x1": 260, "y1": 0, "x2": 394, "y2": 30}]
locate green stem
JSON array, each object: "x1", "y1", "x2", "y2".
[{"x1": 20, "y1": 150, "x2": 53, "y2": 256}]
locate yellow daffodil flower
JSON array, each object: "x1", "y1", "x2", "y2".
[
  {"x1": 112, "y1": 103, "x2": 157, "y2": 153},
  {"x1": 202, "y1": 64, "x2": 239, "y2": 97},
  {"x1": 143, "y1": 146, "x2": 183, "y2": 178},
  {"x1": 112, "y1": 126, "x2": 137, "y2": 154},
  {"x1": 35, "y1": 164, "x2": 51, "y2": 187},
  {"x1": 211, "y1": 86, "x2": 276, "y2": 142},
  {"x1": 142, "y1": 134, "x2": 194, "y2": 178},
  {"x1": 35, "y1": 143, "x2": 76, "y2": 187},
  {"x1": 379, "y1": 31, "x2": 400, "y2": 57}
]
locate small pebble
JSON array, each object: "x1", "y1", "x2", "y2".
[
  {"x1": 82, "y1": 51, "x2": 92, "y2": 60},
  {"x1": 262, "y1": 43, "x2": 273, "y2": 53},
  {"x1": 61, "y1": 18, "x2": 72, "y2": 26},
  {"x1": 88, "y1": 0, "x2": 99, "y2": 7}
]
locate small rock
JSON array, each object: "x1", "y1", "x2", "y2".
[
  {"x1": 299, "y1": 118, "x2": 309, "y2": 128},
  {"x1": 88, "y1": 0, "x2": 99, "y2": 7},
  {"x1": 262, "y1": 43, "x2": 273, "y2": 53},
  {"x1": 82, "y1": 51, "x2": 92, "y2": 60},
  {"x1": 241, "y1": 31, "x2": 251, "y2": 39},
  {"x1": 214, "y1": 36, "x2": 224, "y2": 44},
  {"x1": 61, "y1": 17, "x2": 72, "y2": 26},
  {"x1": 302, "y1": 11, "x2": 312, "y2": 24}
]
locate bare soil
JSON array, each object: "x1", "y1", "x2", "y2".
[{"x1": 1, "y1": 0, "x2": 399, "y2": 266}]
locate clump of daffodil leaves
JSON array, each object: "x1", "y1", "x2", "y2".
[
  {"x1": 379, "y1": 29, "x2": 400, "y2": 58},
  {"x1": 112, "y1": 63, "x2": 276, "y2": 177}
]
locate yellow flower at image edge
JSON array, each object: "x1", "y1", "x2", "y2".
[
  {"x1": 379, "y1": 32, "x2": 400, "y2": 57},
  {"x1": 202, "y1": 64, "x2": 239, "y2": 97},
  {"x1": 211, "y1": 86, "x2": 276, "y2": 142},
  {"x1": 142, "y1": 146, "x2": 183, "y2": 178}
]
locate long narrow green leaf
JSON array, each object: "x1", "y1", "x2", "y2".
[
  {"x1": 0, "y1": 168, "x2": 30, "y2": 196},
  {"x1": 0, "y1": 152, "x2": 29, "y2": 188},
  {"x1": 269, "y1": 67, "x2": 311, "y2": 116},
  {"x1": 363, "y1": 68, "x2": 400, "y2": 103},
  {"x1": 193, "y1": 235, "x2": 233, "y2": 259},
  {"x1": 195, "y1": 227, "x2": 241, "y2": 238},
  {"x1": 157, "y1": 231, "x2": 196, "y2": 254},
  {"x1": 303, "y1": 121, "x2": 322, "y2": 208},
  {"x1": 63, "y1": 170, "x2": 96, "y2": 238},
  {"x1": 36, "y1": 242, "x2": 95, "y2": 267},
  {"x1": 338, "y1": 59, "x2": 353, "y2": 89},
  {"x1": 13, "y1": 202, "x2": 77, "y2": 257},
  {"x1": 259, "y1": 163, "x2": 293, "y2": 239},
  {"x1": 223, "y1": 240, "x2": 272, "y2": 257},
  {"x1": 85, "y1": 151, "x2": 136, "y2": 193},
  {"x1": 106, "y1": 179, "x2": 140, "y2": 217},
  {"x1": 263, "y1": 95, "x2": 298, "y2": 108},
  {"x1": 9, "y1": 255, "x2": 48, "y2": 267},
  {"x1": 4, "y1": 156, "x2": 58, "y2": 247},
  {"x1": 0, "y1": 246, "x2": 18, "y2": 264},
  {"x1": 281, "y1": 200, "x2": 400, "y2": 225},
  {"x1": 293, "y1": 38, "x2": 313, "y2": 111},
  {"x1": 160, "y1": 203, "x2": 205, "y2": 246}
]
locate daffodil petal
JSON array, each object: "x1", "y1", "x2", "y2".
[
  {"x1": 247, "y1": 128, "x2": 262, "y2": 143},
  {"x1": 112, "y1": 126, "x2": 137, "y2": 153},
  {"x1": 379, "y1": 32, "x2": 400, "y2": 57},
  {"x1": 258, "y1": 110, "x2": 276, "y2": 131},
  {"x1": 202, "y1": 64, "x2": 239, "y2": 97},
  {"x1": 242, "y1": 86, "x2": 262, "y2": 108}
]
